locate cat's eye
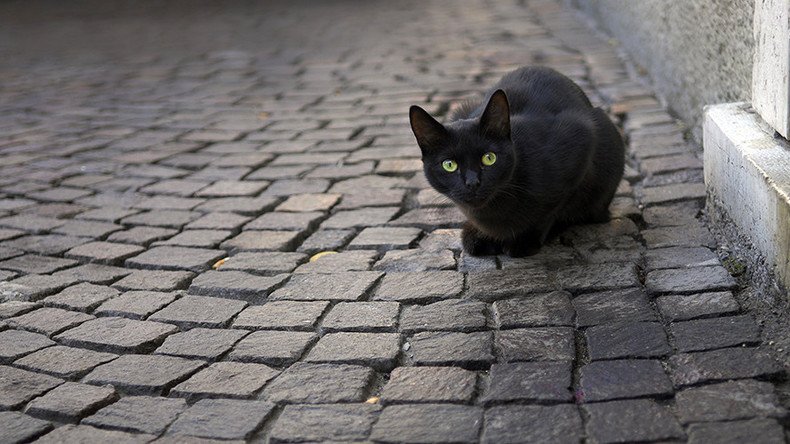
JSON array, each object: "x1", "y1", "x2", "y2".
[
  {"x1": 442, "y1": 159, "x2": 458, "y2": 172},
  {"x1": 482, "y1": 152, "x2": 497, "y2": 166}
]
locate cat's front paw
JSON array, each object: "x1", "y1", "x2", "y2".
[{"x1": 462, "y1": 225, "x2": 502, "y2": 256}]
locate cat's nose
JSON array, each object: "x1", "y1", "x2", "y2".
[{"x1": 465, "y1": 174, "x2": 480, "y2": 190}]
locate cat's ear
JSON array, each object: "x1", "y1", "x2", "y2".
[
  {"x1": 410, "y1": 105, "x2": 448, "y2": 153},
  {"x1": 480, "y1": 89, "x2": 511, "y2": 140}
]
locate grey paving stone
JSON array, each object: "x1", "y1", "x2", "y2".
[
  {"x1": 293, "y1": 250, "x2": 379, "y2": 273},
  {"x1": 557, "y1": 263, "x2": 639, "y2": 293},
  {"x1": 83, "y1": 396, "x2": 187, "y2": 435},
  {"x1": 112, "y1": 270, "x2": 195, "y2": 292},
  {"x1": 645, "y1": 246, "x2": 719, "y2": 271},
  {"x1": 0, "y1": 365, "x2": 63, "y2": 410},
  {"x1": 153, "y1": 229, "x2": 232, "y2": 248},
  {"x1": 270, "y1": 271, "x2": 383, "y2": 301},
  {"x1": 3, "y1": 234, "x2": 89, "y2": 256},
  {"x1": 217, "y1": 252, "x2": 307, "y2": 276},
  {"x1": 83, "y1": 354, "x2": 204, "y2": 396},
  {"x1": 643, "y1": 201, "x2": 702, "y2": 227},
  {"x1": 244, "y1": 211, "x2": 323, "y2": 232},
  {"x1": 381, "y1": 366, "x2": 477, "y2": 405},
  {"x1": 409, "y1": 331, "x2": 493, "y2": 369},
  {"x1": 586, "y1": 321, "x2": 671, "y2": 360},
  {"x1": 232, "y1": 301, "x2": 328, "y2": 331},
  {"x1": 640, "y1": 182, "x2": 706, "y2": 206},
  {"x1": 95, "y1": 290, "x2": 180, "y2": 319},
  {"x1": 0, "y1": 254, "x2": 77, "y2": 274},
  {"x1": 584, "y1": 399, "x2": 684, "y2": 443},
  {"x1": 262, "y1": 362, "x2": 375, "y2": 404},
  {"x1": 321, "y1": 301, "x2": 399, "y2": 332},
  {"x1": 5, "y1": 307, "x2": 94, "y2": 337},
  {"x1": 646, "y1": 266, "x2": 737, "y2": 295},
  {"x1": 195, "y1": 180, "x2": 268, "y2": 197},
  {"x1": 370, "y1": 404, "x2": 482, "y2": 444},
  {"x1": 642, "y1": 224, "x2": 716, "y2": 248},
  {"x1": 188, "y1": 271, "x2": 287, "y2": 303},
  {"x1": 348, "y1": 227, "x2": 422, "y2": 251},
  {"x1": 330, "y1": 175, "x2": 406, "y2": 194},
  {"x1": 0, "y1": 411, "x2": 52, "y2": 443},
  {"x1": 482, "y1": 361, "x2": 572, "y2": 404},
  {"x1": 65, "y1": 241, "x2": 145, "y2": 265},
  {"x1": 166, "y1": 399, "x2": 275, "y2": 440},
  {"x1": 374, "y1": 271, "x2": 463, "y2": 303},
  {"x1": 15, "y1": 345, "x2": 117, "y2": 379},
  {"x1": 495, "y1": 327, "x2": 575, "y2": 362},
  {"x1": 155, "y1": 328, "x2": 248, "y2": 360},
  {"x1": 25, "y1": 382, "x2": 116, "y2": 423},
  {"x1": 306, "y1": 162, "x2": 374, "y2": 180},
  {"x1": 170, "y1": 362, "x2": 279, "y2": 400},
  {"x1": 579, "y1": 359, "x2": 673, "y2": 402},
  {"x1": 419, "y1": 228, "x2": 463, "y2": 251},
  {"x1": 687, "y1": 419, "x2": 785, "y2": 444},
  {"x1": 42, "y1": 283, "x2": 120, "y2": 312},
  {"x1": 373, "y1": 248, "x2": 456, "y2": 272},
  {"x1": 467, "y1": 269, "x2": 557, "y2": 302},
  {"x1": 493, "y1": 291, "x2": 574, "y2": 328},
  {"x1": 296, "y1": 229, "x2": 354, "y2": 254},
  {"x1": 52, "y1": 220, "x2": 124, "y2": 238},
  {"x1": 0, "y1": 301, "x2": 37, "y2": 319},
  {"x1": 0, "y1": 329, "x2": 54, "y2": 363},
  {"x1": 676, "y1": 379, "x2": 786, "y2": 424},
  {"x1": 108, "y1": 226, "x2": 179, "y2": 246},
  {"x1": 220, "y1": 230, "x2": 300, "y2": 252},
  {"x1": 572, "y1": 288, "x2": 657, "y2": 327},
  {"x1": 0, "y1": 215, "x2": 64, "y2": 234},
  {"x1": 457, "y1": 251, "x2": 498, "y2": 272},
  {"x1": 400, "y1": 299, "x2": 487, "y2": 333},
  {"x1": 35, "y1": 424, "x2": 155, "y2": 444},
  {"x1": 671, "y1": 315, "x2": 761, "y2": 352},
  {"x1": 126, "y1": 246, "x2": 225, "y2": 272},
  {"x1": 193, "y1": 196, "x2": 279, "y2": 215},
  {"x1": 276, "y1": 193, "x2": 340, "y2": 212},
  {"x1": 55, "y1": 316, "x2": 178, "y2": 353},
  {"x1": 185, "y1": 212, "x2": 252, "y2": 231},
  {"x1": 335, "y1": 188, "x2": 406, "y2": 210},
  {"x1": 0, "y1": 274, "x2": 79, "y2": 302},
  {"x1": 305, "y1": 332, "x2": 400, "y2": 371},
  {"x1": 388, "y1": 207, "x2": 465, "y2": 230},
  {"x1": 656, "y1": 291, "x2": 740, "y2": 321},
  {"x1": 270, "y1": 403, "x2": 380, "y2": 443},
  {"x1": 321, "y1": 207, "x2": 400, "y2": 229},
  {"x1": 668, "y1": 347, "x2": 783, "y2": 387},
  {"x1": 229, "y1": 330, "x2": 318, "y2": 366},
  {"x1": 148, "y1": 295, "x2": 247, "y2": 329},
  {"x1": 263, "y1": 178, "x2": 330, "y2": 196},
  {"x1": 482, "y1": 404, "x2": 583, "y2": 444}
]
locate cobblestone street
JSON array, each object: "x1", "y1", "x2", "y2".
[{"x1": 0, "y1": 0, "x2": 787, "y2": 442}]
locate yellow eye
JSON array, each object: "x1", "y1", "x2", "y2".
[
  {"x1": 482, "y1": 152, "x2": 497, "y2": 166},
  {"x1": 442, "y1": 159, "x2": 458, "y2": 172}
]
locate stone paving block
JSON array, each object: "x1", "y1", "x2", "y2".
[
  {"x1": 348, "y1": 226, "x2": 422, "y2": 251},
  {"x1": 244, "y1": 211, "x2": 324, "y2": 232},
  {"x1": 676, "y1": 379, "x2": 786, "y2": 424},
  {"x1": 76, "y1": 207, "x2": 141, "y2": 222},
  {"x1": 0, "y1": 215, "x2": 65, "y2": 234},
  {"x1": 25, "y1": 382, "x2": 116, "y2": 423},
  {"x1": 95, "y1": 290, "x2": 180, "y2": 319},
  {"x1": 0, "y1": 411, "x2": 52, "y2": 443},
  {"x1": 229, "y1": 330, "x2": 318, "y2": 366},
  {"x1": 670, "y1": 314, "x2": 761, "y2": 352},
  {"x1": 373, "y1": 248, "x2": 456, "y2": 272},
  {"x1": 296, "y1": 228, "x2": 354, "y2": 254},
  {"x1": 572, "y1": 288, "x2": 657, "y2": 327},
  {"x1": 293, "y1": 250, "x2": 378, "y2": 273},
  {"x1": 3, "y1": 234, "x2": 89, "y2": 256},
  {"x1": 263, "y1": 178, "x2": 329, "y2": 196},
  {"x1": 262, "y1": 362, "x2": 374, "y2": 404},
  {"x1": 579, "y1": 359, "x2": 673, "y2": 403},
  {"x1": 108, "y1": 226, "x2": 179, "y2": 246},
  {"x1": 645, "y1": 246, "x2": 719, "y2": 271},
  {"x1": 276, "y1": 193, "x2": 340, "y2": 212},
  {"x1": 84, "y1": 354, "x2": 204, "y2": 396},
  {"x1": 195, "y1": 180, "x2": 268, "y2": 197},
  {"x1": 122, "y1": 210, "x2": 202, "y2": 229},
  {"x1": 642, "y1": 224, "x2": 716, "y2": 248},
  {"x1": 270, "y1": 403, "x2": 380, "y2": 443},
  {"x1": 154, "y1": 229, "x2": 232, "y2": 248},
  {"x1": 270, "y1": 271, "x2": 382, "y2": 301},
  {"x1": 217, "y1": 251, "x2": 306, "y2": 275},
  {"x1": 15, "y1": 345, "x2": 117, "y2": 379},
  {"x1": 0, "y1": 329, "x2": 54, "y2": 363},
  {"x1": 656, "y1": 291, "x2": 740, "y2": 321},
  {"x1": 0, "y1": 365, "x2": 63, "y2": 410},
  {"x1": 0, "y1": 246, "x2": 22, "y2": 262},
  {"x1": 495, "y1": 327, "x2": 575, "y2": 362},
  {"x1": 1, "y1": 274, "x2": 81, "y2": 302},
  {"x1": 585, "y1": 321, "x2": 671, "y2": 360},
  {"x1": 409, "y1": 331, "x2": 493, "y2": 369},
  {"x1": 42, "y1": 283, "x2": 120, "y2": 312},
  {"x1": 232, "y1": 301, "x2": 328, "y2": 331},
  {"x1": 668, "y1": 347, "x2": 783, "y2": 387},
  {"x1": 583, "y1": 399, "x2": 684, "y2": 443},
  {"x1": 126, "y1": 246, "x2": 225, "y2": 272},
  {"x1": 482, "y1": 404, "x2": 583, "y2": 444},
  {"x1": 374, "y1": 271, "x2": 463, "y2": 303},
  {"x1": 185, "y1": 212, "x2": 252, "y2": 231},
  {"x1": 166, "y1": 399, "x2": 275, "y2": 440},
  {"x1": 220, "y1": 230, "x2": 300, "y2": 252},
  {"x1": 322, "y1": 207, "x2": 400, "y2": 229},
  {"x1": 646, "y1": 266, "x2": 737, "y2": 295},
  {"x1": 251, "y1": 164, "x2": 313, "y2": 180},
  {"x1": 65, "y1": 241, "x2": 146, "y2": 265},
  {"x1": 188, "y1": 271, "x2": 288, "y2": 302},
  {"x1": 640, "y1": 182, "x2": 706, "y2": 206},
  {"x1": 493, "y1": 291, "x2": 574, "y2": 328},
  {"x1": 330, "y1": 175, "x2": 406, "y2": 194},
  {"x1": 0, "y1": 254, "x2": 77, "y2": 274},
  {"x1": 170, "y1": 361, "x2": 279, "y2": 400},
  {"x1": 56, "y1": 316, "x2": 178, "y2": 353},
  {"x1": 148, "y1": 295, "x2": 247, "y2": 329},
  {"x1": 467, "y1": 269, "x2": 556, "y2": 302},
  {"x1": 305, "y1": 332, "x2": 400, "y2": 371},
  {"x1": 687, "y1": 419, "x2": 785, "y2": 444},
  {"x1": 52, "y1": 220, "x2": 124, "y2": 238},
  {"x1": 83, "y1": 396, "x2": 187, "y2": 435},
  {"x1": 557, "y1": 263, "x2": 639, "y2": 293},
  {"x1": 381, "y1": 366, "x2": 476, "y2": 404},
  {"x1": 112, "y1": 270, "x2": 194, "y2": 292},
  {"x1": 370, "y1": 404, "x2": 482, "y2": 444},
  {"x1": 0, "y1": 229, "x2": 24, "y2": 242},
  {"x1": 5, "y1": 307, "x2": 94, "y2": 336},
  {"x1": 321, "y1": 301, "x2": 398, "y2": 332},
  {"x1": 0, "y1": 301, "x2": 37, "y2": 319},
  {"x1": 388, "y1": 207, "x2": 465, "y2": 230},
  {"x1": 419, "y1": 228, "x2": 463, "y2": 251},
  {"x1": 643, "y1": 201, "x2": 702, "y2": 227},
  {"x1": 400, "y1": 299, "x2": 487, "y2": 333},
  {"x1": 335, "y1": 188, "x2": 407, "y2": 210},
  {"x1": 155, "y1": 328, "x2": 248, "y2": 360},
  {"x1": 194, "y1": 196, "x2": 279, "y2": 215},
  {"x1": 36, "y1": 424, "x2": 155, "y2": 444},
  {"x1": 482, "y1": 360, "x2": 572, "y2": 404}
]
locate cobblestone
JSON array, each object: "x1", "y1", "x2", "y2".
[
  {"x1": 579, "y1": 359, "x2": 673, "y2": 402},
  {"x1": 170, "y1": 361, "x2": 279, "y2": 400},
  {"x1": 15, "y1": 345, "x2": 117, "y2": 379},
  {"x1": 229, "y1": 330, "x2": 318, "y2": 366},
  {"x1": 483, "y1": 405, "x2": 583, "y2": 444},
  {"x1": 25, "y1": 382, "x2": 116, "y2": 423},
  {"x1": 166, "y1": 399, "x2": 275, "y2": 440},
  {"x1": 155, "y1": 328, "x2": 248, "y2": 360},
  {"x1": 262, "y1": 362, "x2": 375, "y2": 404},
  {"x1": 83, "y1": 354, "x2": 204, "y2": 395},
  {"x1": 305, "y1": 332, "x2": 400, "y2": 370},
  {"x1": 82, "y1": 396, "x2": 186, "y2": 435},
  {"x1": 370, "y1": 404, "x2": 482, "y2": 444},
  {"x1": 233, "y1": 301, "x2": 328, "y2": 331},
  {"x1": 42, "y1": 283, "x2": 120, "y2": 312},
  {"x1": 0, "y1": 329, "x2": 54, "y2": 363},
  {"x1": 271, "y1": 404, "x2": 380, "y2": 443},
  {"x1": 483, "y1": 361, "x2": 573, "y2": 404},
  {"x1": 56, "y1": 316, "x2": 178, "y2": 353},
  {"x1": 0, "y1": 365, "x2": 63, "y2": 410}
]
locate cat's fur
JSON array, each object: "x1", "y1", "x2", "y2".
[{"x1": 409, "y1": 66, "x2": 624, "y2": 257}]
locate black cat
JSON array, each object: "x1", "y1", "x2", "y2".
[{"x1": 409, "y1": 66, "x2": 625, "y2": 257}]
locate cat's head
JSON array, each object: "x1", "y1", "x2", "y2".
[{"x1": 410, "y1": 89, "x2": 515, "y2": 208}]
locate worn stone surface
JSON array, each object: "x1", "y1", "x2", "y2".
[
  {"x1": 482, "y1": 405, "x2": 583, "y2": 444},
  {"x1": 262, "y1": 362, "x2": 375, "y2": 404},
  {"x1": 0, "y1": 411, "x2": 52, "y2": 443},
  {"x1": 112, "y1": 270, "x2": 194, "y2": 292},
  {"x1": 495, "y1": 327, "x2": 575, "y2": 362},
  {"x1": 348, "y1": 226, "x2": 422, "y2": 250},
  {"x1": 686, "y1": 419, "x2": 785, "y2": 444},
  {"x1": 166, "y1": 399, "x2": 275, "y2": 440},
  {"x1": 15, "y1": 345, "x2": 117, "y2": 379},
  {"x1": 148, "y1": 295, "x2": 247, "y2": 329},
  {"x1": 5, "y1": 307, "x2": 94, "y2": 336},
  {"x1": 170, "y1": 362, "x2": 279, "y2": 400},
  {"x1": 229, "y1": 330, "x2": 318, "y2": 366},
  {"x1": 155, "y1": 328, "x2": 248, "y2": 360},
  {"x1": 373, "y1": 248, "x2": 456, "y2": 272},
  {"x1": 586, "y1": 322, "x2": 671, "y2": 360},
  {"x1": 579, "y1": 359, "x2": 674, "y2": 402},
  {"x1": 271, "y1": 404, "x2": 380, "y2": 443},
  {"x1": 126, "y1": 246, "x2": 224, "y2": 272},
  {"x1": 83, "y1": 354, "x2": 204, "y2": 395},
  {"x1": 400, "y1": 299, "x2": 487, "y2": 333},
  {"x1": 646, "y1": 266, "x2": 737, "y2": 294},
  {"x1": 584, "y1": 399, "x2": 685, "y2": 443},
  {"x1": 293, "y1": 250, "x2": 377, "y2": 273},
  {"x1": 374, "y1": 271, "x2": 463, "y2": 303},
  {"x1": 670, "y1": 315, "x2": 761, "y2": 352},
  {"x1": 216, "y1": 252, "x2": 306, "y2": 276},
  {"x1": 668, "y1": 347, "x2": 783, "y2": 387},
  {"x1": 381, "y1": 366, "x2": 477, "y2": 404},
  {"x1": 409, "y1": 331, "x2": 494, "y2": 369},
  {"x1": 56, "y1": 317, "x2": 178, "y2": 353},
  {"x1": 675, "y1": 379, "x2": 786, "y2": 424},
  {"x1": 321, "y1": 301, "x2": 399, "y2": 332},
  {"x1": 82, "y1": 396, "x2": 186, "y2": 435},
  {"x1": 233, "y1": 301, "x2": 328, "y2": 331},
  {"x1": 25, "y1": 382, "x2": 117, "y2": 423},
  {"x1": 494, "y1": 291, "x2": 574, "y2": 328},
  {"x1": 42, "y1": 283, "x2": 120, "y2": 312},
  {"x1": 0, "y1": 365, "x2": 63, "y2": 410},
  {"x1": 270, "y1": 271, "x2": 382, "y2": 301},
  {"x1": 95, "y1": 290, "x2": 179, "y2": 319},
  {"x1": 572, "y1": 288, "x2": 657, "y2": 327},
  {"x1": 467, "y1": 269, "x2": 557, "y2": 301},
  {"x1": 483, "y1": 361, "x2": 573, "y2": 404},
  {"x1": 0, "y1": 329, "x2": 55, "y2": 363},
  {"x1": 370, "y1": 404, "x2": 483, "y2": 444},
  {"x1": 655, "y1": 291, "x2": 740, "y2": 321},
  {"x1": 188, "y1": 271, "x2": 288, "y2": 302},
  {"x1": 35, "y1": 425, "x2": 155, "y2": 443},
  {"x1": 305, "y1": 332, "x2": 400, "y2": 371}
]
